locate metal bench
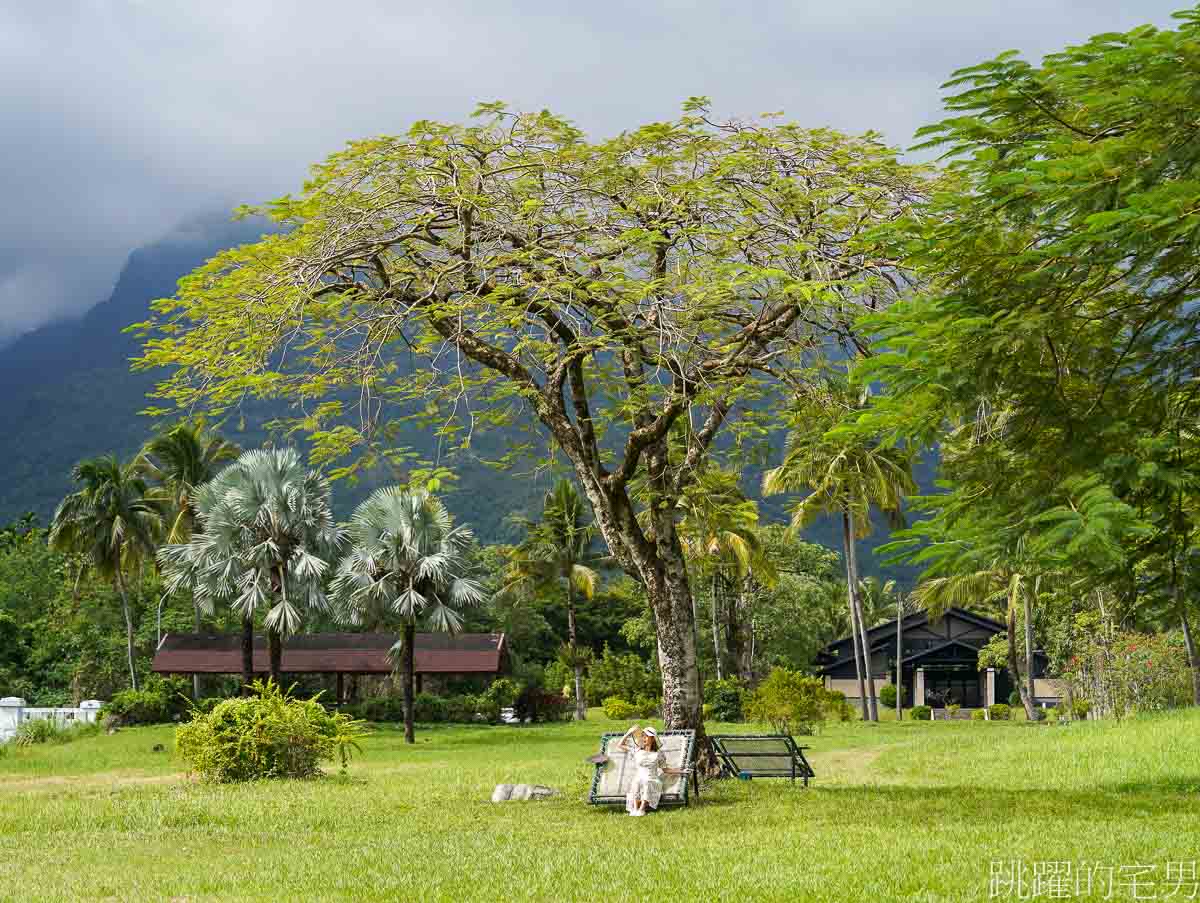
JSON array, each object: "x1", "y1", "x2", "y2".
[
  {"x1": 710, "y1": 734, "x2": 815, "y2": 786},
  {"x1": 588, "y1": 729, "x2": 697, "y2": 807}
]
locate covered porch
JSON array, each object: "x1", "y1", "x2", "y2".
[{"x1": 897, "y1": 639, "x2": 1011, "y2": 709}]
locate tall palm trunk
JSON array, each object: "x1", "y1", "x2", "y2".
[
  {"x1": 896, "y1": 596, "x2": 904, "y2": 719},
  {"x1": 847, "y1": 510, "x2": 878, "y2": 721},
  {"x1": 114, "y1": 570, "x2": 139, "y2": 691},
  {"x1": 1024, "y1": 588, "x2": 1035, "y2": 706},
  {"x1": 1181, "y1": 610, "x2": 1200, "y2": 707},
  {"x1": 240, "y1": 614, "x2": 254, "y2": 693},
  {"x1": 268, "y1": 630, "x2": 283, "y2": 687},
  {"x1": 711, "y1": 573, "x2": 723, "y2": 681},
  {"x1": 1007, "y1": 603, "x2": 1036, "y2": 720},
  {"x1": 566, "y1": 581, "x2": 587, "y2": 720},
  {"x1": 841, "y1": 510, "x2": 868, "y2": 720},
  {"x1": 401, "y1": 621, "x2": 416, "y2": 744},
  {"x1": 192, "y1": 598, "x2": 203, "y2": 699}
]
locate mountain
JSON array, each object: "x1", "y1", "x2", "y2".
[{"x1": 0, "y1": 216, "x2": 922, "y2": 579}]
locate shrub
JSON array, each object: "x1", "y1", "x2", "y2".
[
  {"x1": 12, "y1": 718, "x2": 97, "y2": 746},
  {"x1": 704, "y1": 678, "x2": 745, "y2": 722},
  {"x1": 585, "y1": 646, "x2": 661, "y2": 703},
  {"x1": 878, "y1": 684, "x2": 898, "y2": 709},
  {"x1": 483, "y1": 678, "x2": 520, "y2": 710},
  {"x1": 602, "y1": 696, "x2": 637, "y2": 720},
  {"x1": 971, "y1": 708, "x2": 986, "y2": 721},
  {"x1": 176, "y1": 680, "x2": 366, "y2": 782},
  {"x1": 514, "y1": 686, "x2": 570, "y2": 722},
  {"x1": 744, "y1": 667, "x2": 834, "y2": 736},
  {"x1": 1071, "y1": 698, "x2": 1091, "y2": 720},
  {"x1": 988, "y1": 703, "x2": 1012, "y2": 721},
  {"x1": 947, "y1": 703, "x2": 961, "y2": 717},
  {"x1": 543, "y1": 660, "x2": 573, "y2": 697},
  {"x1": 103, "y1": 676, "x2": 192, "y2": 726},
  {"x1": 413, "y1": 693, "x2": 449, "y2": 722},
  {"x1": 909, "y1": 705, "x2": 932, "y2": 721},
  {"x1": 633, "y1": 694, "x2": 659, "y2": 718},
  {"x1": 825, "y1": 690, "x2": 855, "y2": 722},
  {"x1": 1008, "y1": 691, "x2": 1022, "y2": 708},
  {"x1": 343, "y1": 696, "x2": 404, "y2": 723}
]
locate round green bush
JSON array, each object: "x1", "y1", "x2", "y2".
[
  {"x1": 602, "y1": 696, "x2": 637, "y2": 720},
  {"x1": 971, "y1": 708, "x2": 986, "y2": 721},
  {"x1": 703, "y1": 678, "x2": 745, "y2": 722},
  {"x1": 988, "y1": 703, "x2": 1012, "y2": 721},
  {"x1": 176, "y1": 681, "x2": 366, "y2": 783},
  {"x1": 909, "y1": 704, "x2": 933, "y2": 721},
  {"x1": 878, "y1": 684, "x2": 898, "y2": 709}
]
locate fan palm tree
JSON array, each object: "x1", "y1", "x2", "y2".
[
  {"x1": 158, "y1": 448, "x2": 343, "y2": 689},
  {"x1": 504, "y1": 480, "x2": 606, "y2": 720},
  {"x1": 332, "y1": 487, "x2": 483, "y2": 743},
  {"x1": 136, "y1": 422, "x2": 239, "y2": 694},
  {"x1": 764, "y1": 390, "x2": 917, "y2": 721},
  {"x1": 49, "y1": 455, "x2": 163, "y2": 690}
]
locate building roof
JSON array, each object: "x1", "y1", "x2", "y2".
[
  {"x1": 151, "y1": 632, "x2": 506, "y2": 675},
  {"x1": 816, "y1": 607, "x2": 1005, "y2": 674}
]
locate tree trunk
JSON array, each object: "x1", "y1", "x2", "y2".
[
  {"x1": 566, "y1": 583, "x2": 587, "y2": 720},
  {"x1": 240, "y1": 615, "x2": 254, "y2": 693},
  {"x1": 268, "y1": 629, "x2": 283, "y2": 687},
  {"x1": 114, "y1": 571, "x2": 138, "y2": 691},
  {"x1": 192, "y1": 597, "x2": 202, "y2": 700},
  {"x1": 711, "y1": 572, "x2": 723, "y2": 681},
  {"x1": 1181, "y1": 611, "x2": 1200, "y2": 707},
  {"x1": 847, "y1": 510, "x2": 878, "y2": 722},
  {"x1": 1024, "y1": 587, "x2": 1035, "y2": 706},
  {"x1": 896, "y1": 596, "x2": 904, "y2": 720},
  {"x1": 727, "y1": 574, "x2": 753, "y2": 684},
  {"x1": 401, "y1": 621, "x2": 415, "y2": 744},
  {"x1": 842, "y1": 510, "x2": 868, "y2": 720},
  {"x1": 1007, "y1": 605, "x2": 1036, "y2": 720}
]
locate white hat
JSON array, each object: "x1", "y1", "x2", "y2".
[{"x1": 642, "y1": 726, "x2": 658, "y2": 737}]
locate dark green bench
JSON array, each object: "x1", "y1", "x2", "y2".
[{"x1": 710, "y1": 734, "x2": 815, "y2": 786}]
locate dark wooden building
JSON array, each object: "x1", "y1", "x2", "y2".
[
  {"x1": 815, "y1": 607, "x2": 1062, "y2": 708},
  {"x1": 152, "y1": 632, "x2": 508, "y2": 701}
]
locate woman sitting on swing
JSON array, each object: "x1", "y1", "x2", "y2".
[{"x1": 613, "y1": 724, "x2": 688, "y2": 817}]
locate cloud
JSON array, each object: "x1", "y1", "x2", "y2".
[{"x1": 0, "y1": 0, "x2": 1186, "y2": 339}]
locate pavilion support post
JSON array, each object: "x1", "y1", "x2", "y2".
[
  {"x1": 336, "y1": 673, "x2": 344, "y2": 706},
  {"x1": 914, "y1": 667, "x2": 926, "y2": 707},
  {"x1": 985, "y1": 668, "x2": 996, "y2": 708}
]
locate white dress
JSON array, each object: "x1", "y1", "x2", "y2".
[{"x1": 625, "y1": 748, "x2": 667, "y2": 813}]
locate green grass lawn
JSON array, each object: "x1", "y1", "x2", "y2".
[{"x1": 2, "y1": 709, "x2": 1198, "y2": 901}]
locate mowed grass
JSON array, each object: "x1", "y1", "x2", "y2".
[{"x1": 1, "y1": 710, "x2": 1198, "y2": 902}]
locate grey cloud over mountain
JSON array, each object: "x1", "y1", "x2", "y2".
[{"x1": 0, "y1": 1, "x2": 1187, "y2": 341}]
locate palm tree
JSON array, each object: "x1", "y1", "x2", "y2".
[
  {"x1": 913, "y1": 560, "x2": 1040, "y2": 721},
  {"x1": 136, "y1": 422, "x2": 239, "y2": 695},
  {"x1": 763, "y1": 388, "x2": 917, "y2": 721},
  {"x1": 49, "y1": 455, "x2": 163, "y2": 690},
  {"x1": 504, "y1": 480, "x2": 604, "y2": 720},
  {"x1": 332, "y1": 487, "x2": 483, "y2": 743},
  {"x1": 158, "y1": 448, "x2": 343, "y2": 689},
  {"x1": 676, "y1": 469, "x2": 776, "y2": 683}
]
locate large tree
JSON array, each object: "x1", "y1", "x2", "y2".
[
  {"x1": 331, "y1": 487, "x2": 483, "y2": 742},
  {"x1": 504, "y1": 479, "x2": 605, "y2": 720},
  {"x1": 49, "y1": 455, "x2": 163, "y2": 690},
  {"x1": 856, "y1": 11, "x2": 1200, "y2": 702},
  {"x1": 157, "y1": 448, "x2": 343, "y2": 688},
  {"x1": 136, "y1": 101, "x2": 927, "y2": 733}
]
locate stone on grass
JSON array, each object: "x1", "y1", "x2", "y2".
[{"x1": 491, "y1": 783, "x2": 558, "y2": 802}]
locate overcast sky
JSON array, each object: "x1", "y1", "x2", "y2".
[{"x1": 0, "y1": 1, "x2": 1187, "y2": 344}]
